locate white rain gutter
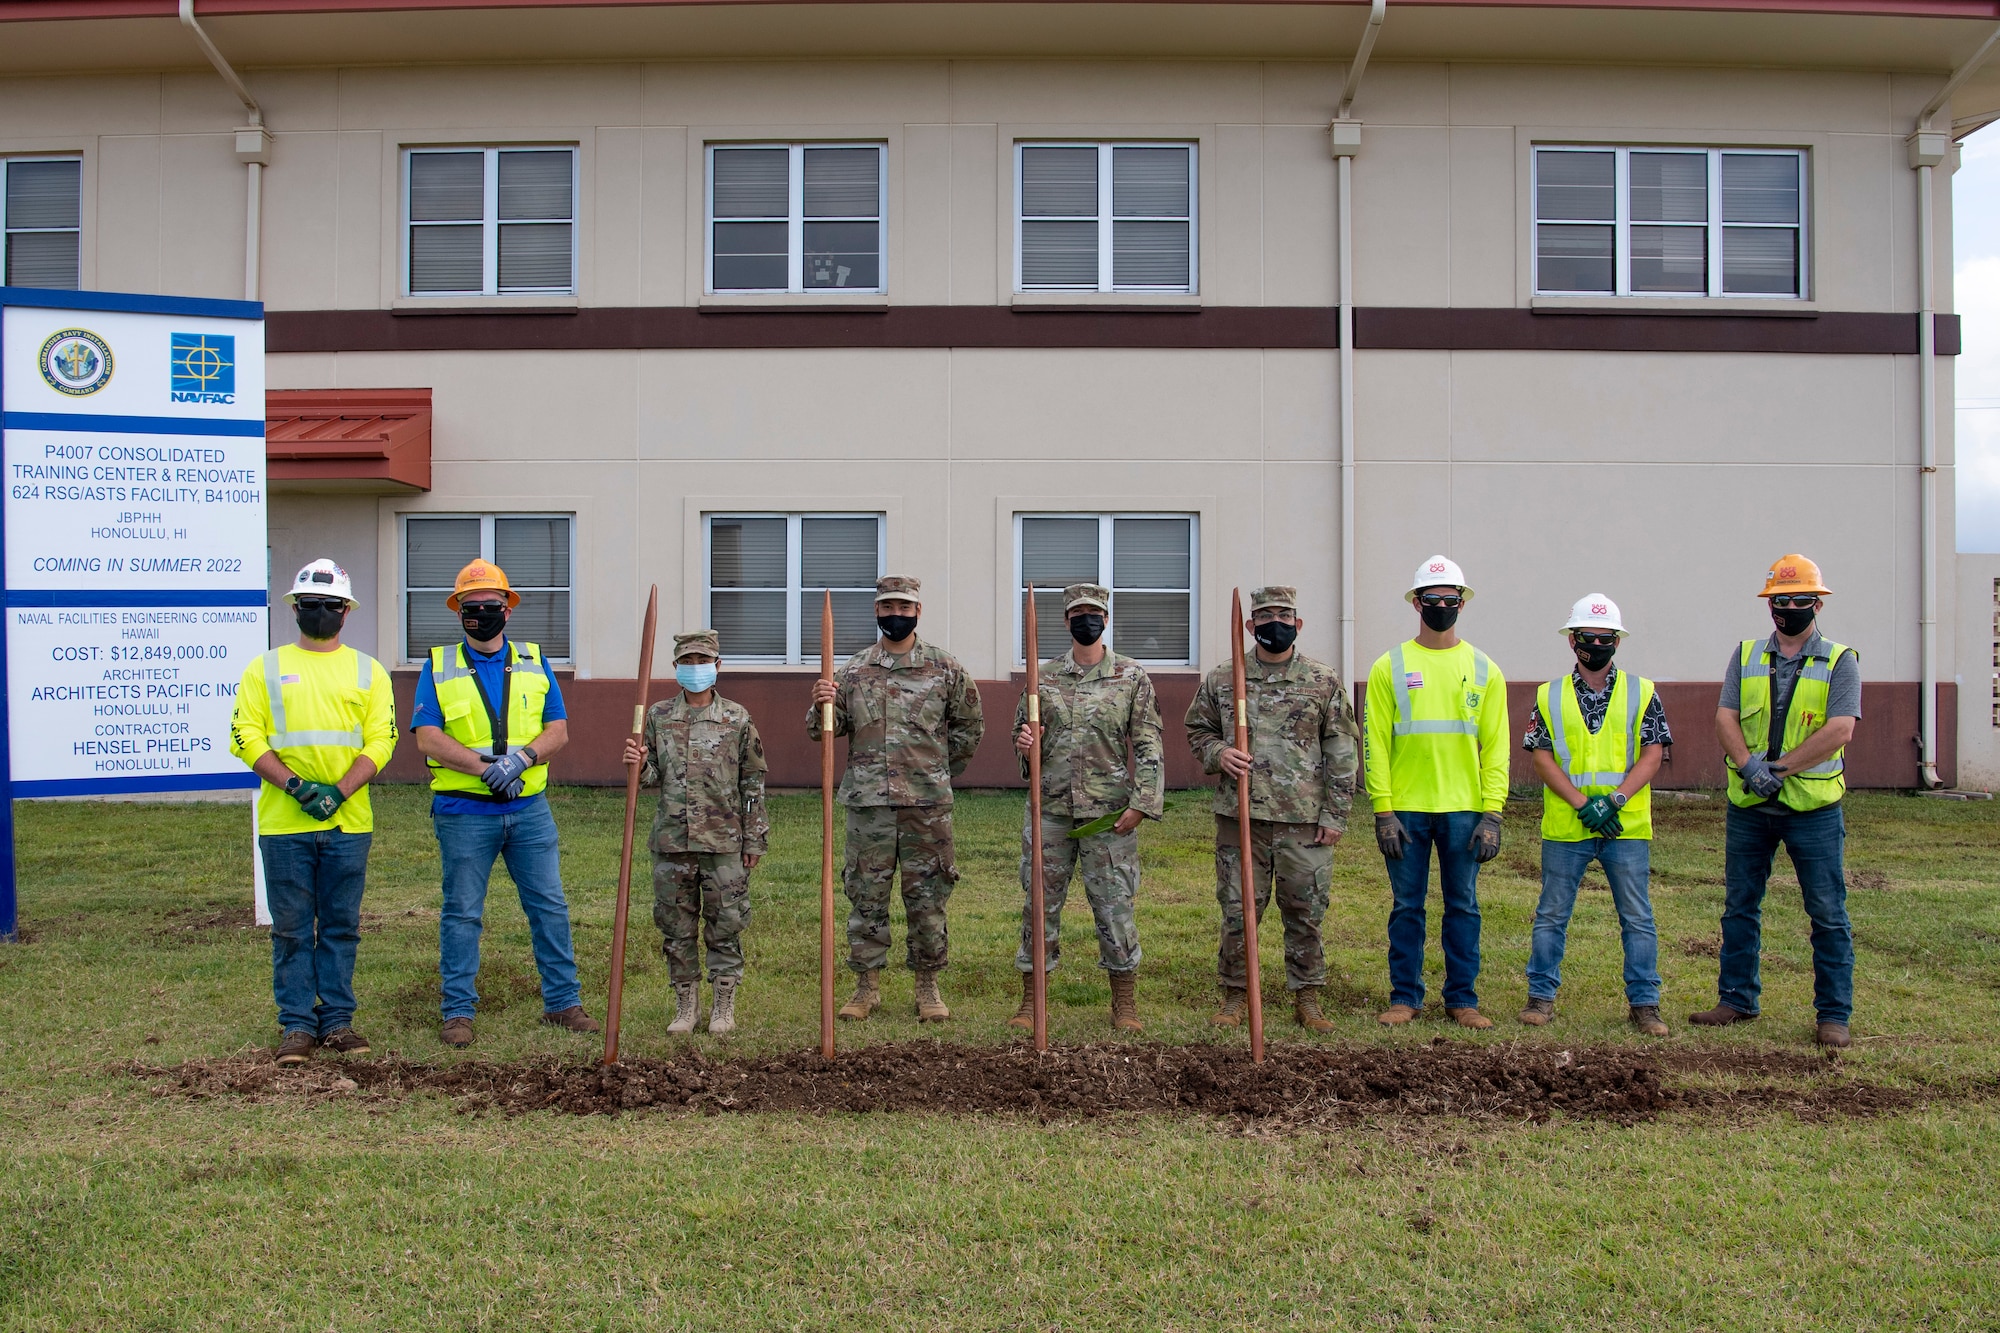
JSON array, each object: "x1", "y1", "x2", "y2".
[
  {"x1": 1333, "y1": 0, "x2": 1384, "y2": 689},
  {"x1": 1908, "y1": 21, "x2": 2000, "y2": 790},
  {"x1": 180, "y1": 0, "x2": 270, "y2": 301}
]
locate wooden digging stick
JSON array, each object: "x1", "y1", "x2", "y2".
[
  {"x1": 602, "y1": 584, "x2": 659, "y2": 1067},
  {"x1": 1025, "y1": 585, "x2": 1048, "y2": 1052},
  {"x1": 1231, "y1": 587, "x2": 1266, "y2": 1064},
  {"x1": 820, "y1": 590, "x2": 838, "y2": 1060}
]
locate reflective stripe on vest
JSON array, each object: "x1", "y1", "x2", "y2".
[
  {"x1": 1547, "y1": 673, "x2": 1640, "y2": 789},
  {"x1": 1728, "y1": 637, "x2": 1851, "y2": 809},
  {"x1": 1739, "y1": 639, "x2": 1846, "y2": 776},
  {"x1": 263, "y1": 647, "x2": 370, "y2": 749},
  {"x1": 1388, "y1": 642, "x2": 1490, "y2": 736},
  {"x1": 427, "y1": 640, "x2": 553, "y2": 797}
]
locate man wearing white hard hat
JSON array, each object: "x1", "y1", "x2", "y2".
[
  {"x1": 1518, "y1": 595, "x2": 1673, "y2": 1036},
  {"x1": 229, "y1": 559, "x2": 398, "y2": 1067},
  {"x1": 1363, "y1": 555, "x2": 1510, "y2": 1030}
]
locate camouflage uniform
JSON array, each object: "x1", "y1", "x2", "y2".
[
  {"x1": 639, "y1": 650, "x2": 769, "y2": 984},
  {"x1": 1014, "y1": 602, "x2": 1165, "y2": 975},
  {"x1": 807, "y1": 587, "x2": 984, "y2": 974},
  {"x1": 1184, "y1": 588, "x2": 1360, "y2": 991}
]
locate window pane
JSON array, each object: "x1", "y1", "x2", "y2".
[
  {"x1": 1630, "y1": 152, "x2": 1707, "y2": 223},
  {"x1": 712, "y1": 148, "x2": 789, "y2": 218},
  {"x1": 1112, "y1": 592, "x2": 1190, "y2": 662},
  {"x1": 498, "y1": 222, "x2": 571, "y2": 290},
  {"x1": 1536, "y1": 150, "x2": 1614, "y2": 221},
  {"x1": 710, "y1": 590, "x2": 786, "y2": 658},
  {"x1": 410, "y1": 225, "x2": 483, "y2": 293},
  {"x1": 1021, "y1": 147, "x2": 1098, "y2": 217},
  {"x1": 1536, "y1": 224, "x2": 1613, "y2": 293},
  {"x1": 494, "y1": 517, "x2": 570, "y2": 588},
  {"x1": 1112, "y1": 147, "x2": 1188, "y2": 217},
  {"x1": 1113, "y1": 518, "x2": 1191, "y2": 588},
  {"x1": 1722, "y1": 153, "x2": 1800, "y2": 225},
  {"x1": 497, "y1": 150, "x2": 572, "y2": 221},
  {"x1": 821, "y1": 591, "x2": 878, "y2": 661},
  {"x1": 508, "y1": 590, "x2": 571, "y2": 659},
  {"x1": 407, "y1": 517, "x2": 482, "y2": 587},
  {"x1": 408, "y1": 598, "x2": 465, "y2": 662},
  {"x1": 1020, "y1": 517, "x2": 1100, "y2": 585},
  {"x1": 6, "y1": 230, "x2": 78, "y2": 289},
  {"x1": 1028, "y1": 588, "x2": 1069, "y2": 663},
  {"x1": 1630, "y1": 225, "x2": 1707, "y2": 293},
  {"x1": 7, "y1": 159, "x2": 80, "y2": 229},
  {"x1": 1112, "y1": 220, "x2": 1189, "y2": 289},
  {"x1": 1723, "y1": 226, "x2": 1799, "y2": 295},
  {"x1": 1021, "y1": 220, "x2": 1098, "y2": 287},
  {"x1": 802, "y1": 517, "x2": 879, "y2": 587},
  {"x1": 711, "y1": 221, "x2": 788, "y2": 290},
  {"x1": 802, "y1": 221, "x2": 879, "y2": 289},
  {"x1": 709, "y1": 518, "x2": 787, "y2": 587},
  {"x1": 410, "y1": 152, "x2": 484, "y2": 222},
  {"x1": 803, "y1": 148, "x2": 880, "y2": 218}
]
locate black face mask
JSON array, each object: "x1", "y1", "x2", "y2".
[
  {"x1": 460, "y1": 603, "x2": 508, "y2": 641},
  {"x1": 1771, "y1": 605, "x2": 1816, "y2": 637},
  {"x1": 876, "y1": 614, "x2": 919, "y2": 642},
  {"x1": 1573, "y1": 642, "x2": 1616, "y2": 671},
  {"x1": 294, "y1": 600, "x2": 347, "y2": 641},
  {"x1": 1420, "y1": 604, "x2": 1460, "y2": 633},
  {"x1": 1069, "y1": 613, "x2": 1105, "y2": 646},
  {"x1": 1252, "y1": 621, "x2": 1298, "y2": 653}
]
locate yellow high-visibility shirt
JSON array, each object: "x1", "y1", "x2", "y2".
[
  {"x1": 229, "y1": 643, "x2": 398, "y2": 835},
  {"x1": 1363, "y1": 639, "x2": 1510, "y2": 815}
]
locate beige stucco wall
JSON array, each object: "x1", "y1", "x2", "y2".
[{"x1": 1957, "y1": 553, "x2": 1999, "y2": 792}]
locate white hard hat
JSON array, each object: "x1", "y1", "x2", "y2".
[
  {"x1": 1405, "y1": 554, "x2": 1474, "y2": 603},
  {"x1": 284, "y1": 558, "x2": 357, "y2": 607},
  {"x1": 1561, "y1": 593, "x2": 1626, "y2": 636}
]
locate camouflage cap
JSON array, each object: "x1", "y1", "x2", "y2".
[
  {"x1": 1063, "y1": 583, "x2": 1111, "y2": 614},
  {"x1": 875, "y1": 575, "x2": 921, "y2": 603},
  {"x1": 1249, "y1": 585, "x2": 1298, "y2": 614},
  {"x1": 672, "y1": 630, "x2": 721, "y2": 661}
]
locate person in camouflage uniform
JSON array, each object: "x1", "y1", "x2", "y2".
[
  {"x1": 1184, "y1": 585, "x2": 1360, "y2": 1033},
  {"x1": 808, "y1": 575, "x2": 985, "y2": 1022},
  {"x1": 1011, "y1": 583, "x2": 1165, "y2": 1033},
  {"x1": 624, "y1": 630, "x2": 768, "y2": 1037}
]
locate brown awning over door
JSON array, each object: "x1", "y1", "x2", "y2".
[{"x1": 266, "y1": 389, "x2": 431, "y2": 494}]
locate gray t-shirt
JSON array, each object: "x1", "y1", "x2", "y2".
[{"x1": 1718, "y1": 633, "x2": 1861, "y2": 759}]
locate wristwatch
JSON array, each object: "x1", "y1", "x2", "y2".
[
  {"x1": 1609, "y1": 792, "x2": 1628, "y2": 809},
  {"x1": 284, "y1": 775, "x2": 303, "y2": 796},
  {"x1": 521, "y1": 746, "x2": 539, "y2": 766}
]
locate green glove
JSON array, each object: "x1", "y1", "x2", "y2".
[
  {"x1": 1578, "y1": 795, "x2": 1619, "y2": 833},
  {"x1": 288, "y1": 779, "x2": 345, "y2": 822}
]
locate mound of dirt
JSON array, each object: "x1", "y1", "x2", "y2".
[{"x1": 130, "y1": 1039, "x2": 1972, "y2": 1131}]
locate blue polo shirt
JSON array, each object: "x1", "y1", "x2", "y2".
[{"x1": 412, "y1": 638, "x2": 567, "y2": 816}]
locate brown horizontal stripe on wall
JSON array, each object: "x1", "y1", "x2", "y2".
[{"x1": 267, "y1": 307, "x2": 1960, "y2": 356}]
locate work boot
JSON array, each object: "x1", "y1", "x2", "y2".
[
  {"x1": 913, "y1": 969, "x2": 950, "y2": 1022},
  {"x1": 1816, "y1": 1021, "x2": 1852, "y2": 1049},
  {"x1": 440, "y1": 1017, "x2": 474, "y2": 1049},
  {"x1": 707, "y1": 977, "x2": 739, "y2": 1036},
  {"x1": 838, "y1": 969, "x2": 881, "y2": 1022},
  {"x1": 1210, "y1": 988, "x2": 1248, "y2": 1027},
  {"x1": 1007, "y1": 972, "x2": 1035, "y2": 1030},
  {"x1": 541, "y1": 1005, "x2": 602, "y2": 1034},
  {"x1": 1109, "y1": 971, "x2": 1142, "y2": 1033},
  {"x1": 1294, "y1": 987, "x2": 1334, "y2": 1034},
  {"x1": 667, "y1": 981, "x2": 700, "y2": 1035},
  {"x1": 1688, "y1": 1002, "x2": 1757, "y2": 1027},
  {"x1": 275, "y1": 1031, "x2": 316, "y2": 1066},
  {"x1": 1630, "y1": 1005, "x2": 1670, "y2": 1037},
  {"x1": 320, "y1": 1028, "x2": 371, "y2": 1056},
  {"x1": 1445, "y1": 1007, "x2": 1494, "y2": 1030},
  {"x1": 1377, "y1": 1004, "x2": 1419, "y2": 1026},
  {"x1": 1518, "y1": 997, "x2": 1555, "y2": 1027}
]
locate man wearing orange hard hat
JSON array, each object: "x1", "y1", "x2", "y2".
[{"x1": 1693, "y1": 554, "x2": 1859, "y2": 1048}]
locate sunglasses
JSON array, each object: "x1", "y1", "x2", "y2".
[
  {"x1": 1571, "y1": 632, "x2": 1619, "y2": 648},
  {"x1": 1770, "y1": 595, "x2": 1820, "y2": 610},
  {"x1": 295, "y1": 597, "x2": 347, "y2": 613},
  {"x1": 1416, "y1": 593, "x2": 1464, "y2": 609}
]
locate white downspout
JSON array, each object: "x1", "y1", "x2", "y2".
[
  {"x1": 180, "y1": 0, "x2": 270, "y2": 301},
  {"x1": 1333, "y1": 0, "x2": 1384, "y2": 690}
]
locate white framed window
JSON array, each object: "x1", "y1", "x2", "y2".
[
  {"x1": 1534, "y1": 146, "x2": 1806, "y2": 298},
  {"x1": 403, "y1": 147, "x2": 577, "y2": 296},
  {"x1": 1016, "y1": 143, "x2": 1197, "y2": 293},
  {"x1": 402, "y1": 514, "x2": 573, "y2": 662},
  {"x1": 4, "y1": 157, "x2": 81, "y2": 289},
  {"x1": 704, "y1": 514, "x2": 885, "y2": 664},
  {"x1": 1014, "y1": 514, "x2": 1197, "y2": 666},
  {"x1": 706, "y1": 144, "x2": 886, "y2": 293}
]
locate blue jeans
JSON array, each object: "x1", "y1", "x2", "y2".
[
  {"x1": 435, "y1": 795, "x2": 581, "y2": 1020},
  {"x1": 1383, "y1": 810, "x2": 1484, "y2": 1010},
  {"x1": 1526, "y1": 837, "x2": 1661, "y2": 1006},
  {"x1": 1719, "y1": 801, "x2": 1852, "y2": 1024},
  {"x1": 261, "y1": 829, "x2": 372, "y2": 1037}
]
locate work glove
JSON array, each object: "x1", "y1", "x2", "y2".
[
  {"x1": 1374, "y1": 812, "x2": 1408, "y2": 861},
  {"x1": 1468, "y1": 811, "x2": 1503, "y2": 864},
  {"x1": 482, "y1": 751, "x2": 532, "y2": 795},
  {"x1": 290, "y1": 781, "x2": 344, "y2": 822},
  {"x1": 501, "y1": 777, "x2": 526, "y2": 801},
  {"x1": 1738, "y1": 754, "x2": 1785, "y2": 799},
  {"x1": 1578, "y1": 795, "x2": 1620, "y2": 834},
  {"x1": 1599, "y1": 812, "x2": 1625, "y2": 839}
]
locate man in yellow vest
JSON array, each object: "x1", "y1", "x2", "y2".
[
  {"x1": 1519, "y1": 595, "x2": 1673, "y2": 1036},
  {"x1": 412, "y1": 560, "x2": 597, "y2": 1048},
  {"x1": 1364, "y1": 555, "x2": 1510, "y2": 1030},
  {"x1": 229, "y1": 559, "x2": 398, "y2": 1066},
  {"x1": 1692, "y1": 555, "x2": 1860, "y2": 1048}
]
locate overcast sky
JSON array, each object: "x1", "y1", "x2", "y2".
[{"x1": 1958, "y1": 131, "x2": 2000, "y2": 552}]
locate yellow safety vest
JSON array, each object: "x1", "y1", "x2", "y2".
[
  {"x1": 427, "y1": 640, "x2": 553, "y2": 799},
  {"x1": 1726, "y1": 637, "x2": 1851, "y2": 811},
  {"x1": 1538, "y1": 670, "x2": 1655, "y2": 841}
]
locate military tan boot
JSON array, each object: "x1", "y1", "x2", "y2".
[
  {"x1": 707, "y1": 977, "x2": 738, "y2": 1036},
  {"x1": 1007, "y1": 972, "x2": 1035, "y2": 1030},
  {"x1": 667, "y1": 981, "x2": 699, "y2": 1035},
  {"x1": 914, "y1": 969, "x2": 950, "y2": 1022},
  {"x1": 1294, "y1": 986, "x2": 1335, "y2": 1033},
  {"x1": 1109, "y1": 971, "x2": 1142, "y2": 1032},
  {"x1": 838, "y1": 969, "x2": 881, "y2": 1022},
  {"x1": 1210, "y1": 988, "x2": 1248, "y2": 1027}
]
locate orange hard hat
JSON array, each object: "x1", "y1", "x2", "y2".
[
  {"x1": 447, "y1": 560, "x2": 520, "y2": 611},
  {"x1": 1758, "y1": 554, "x2": 1830, "y2": 599}
]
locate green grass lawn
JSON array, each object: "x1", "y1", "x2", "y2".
[{"x1": 2, "y1": 786, "x2": 1997, "y2": 1330}]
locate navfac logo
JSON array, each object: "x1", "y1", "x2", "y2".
[{"x1": 170, "y1": 332, "x2": 235, "y2": 404}]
